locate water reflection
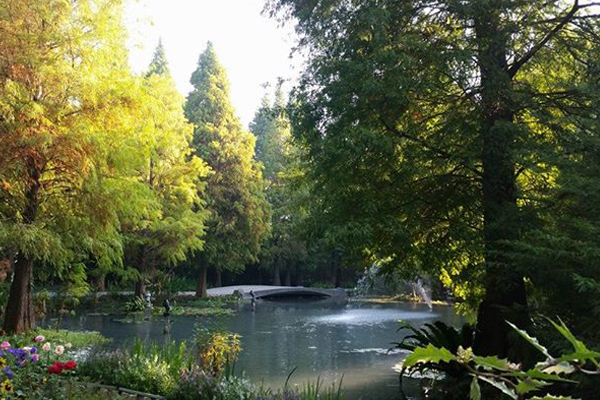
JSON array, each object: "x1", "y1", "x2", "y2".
[{"x1": 50, "y1": 300, "x2": 459, "y2": 399}]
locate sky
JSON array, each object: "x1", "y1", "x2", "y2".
[{"x1": 124, "y1": 0, "x2": 302, "y2": 127}]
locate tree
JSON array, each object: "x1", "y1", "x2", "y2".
[
  {"x1": 0, "y1": 0, "x2": 148, "y2": 333},
  {"x1": 145, "y1": 38, "x2": 170, "y2": 78},
  {"x1": 185, "y1": 42, "x2": 270, "y2": 297},
  {"x1": 266, "y1": 0, "x2": 600, "y2": 358},
  {"x1": 124, "y1": 42, "x2": 210, "y2": 298},
  {"x1": 251, "y1": 85, "x2": 303, "y2": 286}
]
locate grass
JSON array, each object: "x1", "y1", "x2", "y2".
[
  {"x1": 152, "y1": 306, "x2": 235, "y2": 317},
  {"x1": 0, "y1": 328, "x2": 109, "y2": 350}
]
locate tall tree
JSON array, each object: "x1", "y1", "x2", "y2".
[
  {"x1": 266, "y1": 0, "x2": 600, "y2": 358},
  {"x1": 0, "y1": 0, "x2": 148, "y2": 333},
  {"x1": 251, "y1": 84, "x2": 306, "y2": 286},
  {"x1": 185, "y1": 42, "x2": 270, "y2": 297},
  {"x1": 125, "y1": 42, "x2": 210, "y2": 297}
]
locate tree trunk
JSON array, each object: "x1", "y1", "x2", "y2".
[
  {"x1": 3, "y1": 156, "x2": 40, "y2": 334},
  {"x1": 473, "y1": 9, "x2": 529, "y2": 359},
  {"x1": 196, "y1": 264, "x2": 208, "y2": 298},
  {"x1": 215, "y1": 270, "x2": 222, "y2": 287},
  {"x1": 272, "y1": 260, "x2": 281, "y2": 286},
  {"x1": 135, "y1": 246, "x2": 147, "y2": 298},
  {"x1": 284, "y1": 268, "x2": 291, "y2": 286},
  {"x1": 96, "y1": 274, "x2": 106, "y2": 292},
  {"x1": 3, "y1": 254, "x2": 35, "y2": 334},
  {"x1": 135, "y1": 280, "x2": 146, "y2": 299}
]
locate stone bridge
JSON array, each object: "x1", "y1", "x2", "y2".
[{"x1": 244, "y1": 287, "x2": 347, "y2": 300}]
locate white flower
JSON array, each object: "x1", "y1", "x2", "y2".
[
  {"x1": 22, "y1": 346, "x2": 32, "y2": 353},
  {"x1": 65, "y1": 343, "x2": 72, "y2": 349},
  {"x1": 42, "y1": 342, "x2": 51, "y2": 351},
  {"x1": 54, "y1": 345, "x2": 65, "y2": 355}
]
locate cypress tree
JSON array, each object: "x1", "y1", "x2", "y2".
[
  {"x1": 145, "y1": 38, "x2": 170, "y2": 78},
  {"x1": 185, "y1": 42, "x2": 270, "y2": 297}
]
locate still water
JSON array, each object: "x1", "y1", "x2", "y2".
[{"x1": 54, "y1": 298, "x2": 459, "y2": 399}]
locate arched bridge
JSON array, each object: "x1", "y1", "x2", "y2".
[{"x1": 246, "y1": 287, "x2": 347, "y2": 300}]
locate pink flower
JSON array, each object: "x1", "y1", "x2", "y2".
[
  {"x1": 0, "y1": 341, "x2": 10, "y2": 351},
  {"x1": 34, "y1": 335, "x2": 45, "y2": 342},
  {"x1": 31, "y1": 354, "x2": 40, "y2": 362},
  {"x1": 42, "y1": 342, "x2": 51, "y2": 351}
]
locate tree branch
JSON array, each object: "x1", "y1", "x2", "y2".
[
  {"x1": 379, "y1": 117, "x2": 482, "y2": 177},
  {"x1": 508, "y1": 0, "x2": 581, "y2": 78}
]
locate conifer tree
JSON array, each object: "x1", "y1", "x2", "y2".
[
  {"x1": 185, "y1": 42, "x2": 270, "y2": 297},
  {"x1": 125, "y1": 42, "x2": 210, "y2": 297},
  {"x1": 145, "y1": 38, "x2": 170, "y2": 78}
]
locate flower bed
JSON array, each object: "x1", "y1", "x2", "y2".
[{"x1": 0, "y1": 333, "x2": 130, "y2": 399}]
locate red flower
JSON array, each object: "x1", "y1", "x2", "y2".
[
  {"x1": 64, "y1": 360, "x2": 77, "y2": 370},
  {"x1": 48, "y1": 362, "x2": 64, "y2": 374}
]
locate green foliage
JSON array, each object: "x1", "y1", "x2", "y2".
[
  {"x1": 124, "y1": 296, "x2": 147, "y2": 313},
  {"x1": 151, "y1": 305, "x2": 234, "y2": 317},
  {"x1": 299, "y1": 377, "x2": 344, "y2": 400},
  {"x1": 78, "y1": 340, "x2": 193, "y2": 396},
  {"x1": 402, "y1": 320, "x2": 600, "y2": 399},
  {"x1": 9, "y1": 379, "x2": 129, "y2": 400}
]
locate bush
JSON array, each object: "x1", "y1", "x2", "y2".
[{"x1": 78, "y1": 340, "x2": 192, "y2": 396}]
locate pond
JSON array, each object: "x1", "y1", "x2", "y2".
[{"x1": 51, "y1": 298, "x2": 460, "y2": 399}]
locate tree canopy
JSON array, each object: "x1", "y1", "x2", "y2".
[{"x1": 266, "y1": 0, "x2": 600, "y2": 357}]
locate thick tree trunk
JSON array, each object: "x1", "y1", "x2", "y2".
[
  {"x1": 272, "y1": 260, "x2": 281, "y2": 286},
  {"x1": 196, "y1": 264, "x2": 208, "y2": 298},
  {"x1": 284, "y1": 268, "x2": 292, "y2": 286},
  {"x1": 3, "y1": 157, "x2": 40, "y2": 334},
  {"x1": 3, "y1": 254, "x2": 35, "y2": 334},
  {"x1": 215, "y1": 270, "x2": 222, "y2": 287},
  {"x1": 473, "y1": 10, "x2": 530, "y2": 359}
]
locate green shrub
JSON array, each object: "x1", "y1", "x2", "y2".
[{"x1": 78, "y1": 340, "x2": 192, "y2": 396}]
